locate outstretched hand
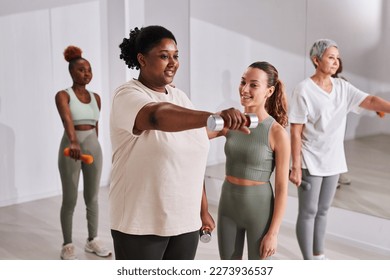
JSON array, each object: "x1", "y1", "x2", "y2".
[{"x1": 219, "y1": 108, "x2": 251, "y2": 134}]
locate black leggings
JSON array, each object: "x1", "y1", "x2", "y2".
[{"x1": 111, "y1": 230, "x2": 199, "y2": 260}]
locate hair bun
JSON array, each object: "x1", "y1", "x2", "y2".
[{"x1": 63, "y1": 45, "x2": 83, "y2": 62}]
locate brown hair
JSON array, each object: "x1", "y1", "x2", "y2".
[
  {"x1": 249, "y1": 61, "x2": 288, "y2": 127},
  {"x1": 63, "y1": 45, "x2": 86, "y2": 72}
]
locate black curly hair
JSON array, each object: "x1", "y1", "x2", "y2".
[{"x1": 119, "y1": 25, "x2": 177, "y2": 69}]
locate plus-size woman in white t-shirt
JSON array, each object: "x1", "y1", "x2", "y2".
[{"x1": 110, "y1": 25, "x2": 251, "y2": 260}]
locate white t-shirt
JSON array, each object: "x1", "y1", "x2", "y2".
[
  {"x1": 289, "y1": 77, "x2": 368, "y2": 176},
  {"x1": 109, "y1": 79, "x2": 210, "y2": 236}
]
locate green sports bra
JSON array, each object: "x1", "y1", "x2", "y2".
[
  {"x1": 66, "y1": 87, "x2": 99, "y2": 126},
  {"x1": 224, "y1": 116, "x2": 275, "y2": 182}
]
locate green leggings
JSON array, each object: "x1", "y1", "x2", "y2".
[
  {"x1": 217, "y1": 180, "x2": 274, "y2": 260},
  {"x1": 58, "y1": 129, "x2": 102, "y2": 245}
]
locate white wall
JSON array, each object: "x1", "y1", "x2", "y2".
[
  {"x1": 1, "y1": 0, "x2": 390, "y2": 206},
  {"x1": 190, "y1": 0, "x2": 307, "y2": 164}
]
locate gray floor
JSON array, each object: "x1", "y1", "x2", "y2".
[
  {"x1": 333, "y1": 134, "x2": 390, "y2": 219},
  {"x1": 0, "y1": 134, "x2": 390, "y2": 260}
]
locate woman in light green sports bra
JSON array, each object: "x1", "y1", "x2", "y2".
[
  {"x1": 55, "y1": 45, "x2": 111, "y2": 260},
  {"x1": 208, "y1": 61, "x2": 290, "y2": 260}
]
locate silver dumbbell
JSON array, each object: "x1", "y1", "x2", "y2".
[
  {"x1": 199, "y1": 228, "x2": 212, "y2": 243},
  {"x1": 207, "y1": 113, "x2": 258, "y2": 131},
  {"x1": 300, "y1": 180, "x2": 311, "y2": 191}
]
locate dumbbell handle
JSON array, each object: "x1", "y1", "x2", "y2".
[
  {"x1": 207, "y1": 113, "x2": 258, "y2": 131},
  {"x1": 63, "y1": 148, "x2": 94, "y2": 164}
]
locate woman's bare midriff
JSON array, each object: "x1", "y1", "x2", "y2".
[
  {"x1": 75, "y1": 125, "x2": 95, "y2": 131},
  {"x1": 226, "y1": 175, "x2": 267, "y2": 186}
]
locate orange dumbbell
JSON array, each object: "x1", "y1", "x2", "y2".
[
  {"x1": 63, "y1": 147, "x2": 94, "y2": 164},
  {"x1": 377, "y1": 111, "x2": 385, "y2": 118}
]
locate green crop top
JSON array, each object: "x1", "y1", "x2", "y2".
[
  {"x1": 224, "y1": 116, "x2": 275, "y2": 182},
  {"x1": 66, "y1": 87, "x2": 99, "y2": 126}
]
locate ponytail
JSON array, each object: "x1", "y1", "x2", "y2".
[
  {"x1": 249, "y1": 61, "x2": 288, "y2": 127},
  {"x1": 265, "y1": 79, "x2": 288, "y2": 127}
]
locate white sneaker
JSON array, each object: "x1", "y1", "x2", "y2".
[
  {"x1": 85, "y1": 237, "x2": 112, "y2": 257},
  {"x1": 61, "y1": 243, "x2": 77, "y2": 260},
  {"x1": 313, "y1": 254, "x2": 328, "y2": 260}
]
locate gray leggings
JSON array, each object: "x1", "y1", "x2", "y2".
[
  {"x1": 217, "y1": 180, "x2": 274, "y2": 260},
  {"x1": 296, "y1": 169, "x2": 339, "y2": 259},
  {"x1": 58, "y1": 129, "x2": 102, "y2": 245}
]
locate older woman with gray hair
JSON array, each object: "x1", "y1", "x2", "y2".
[{"x1": 289, "y1": 39, "x2": 390, "y2": 260}]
